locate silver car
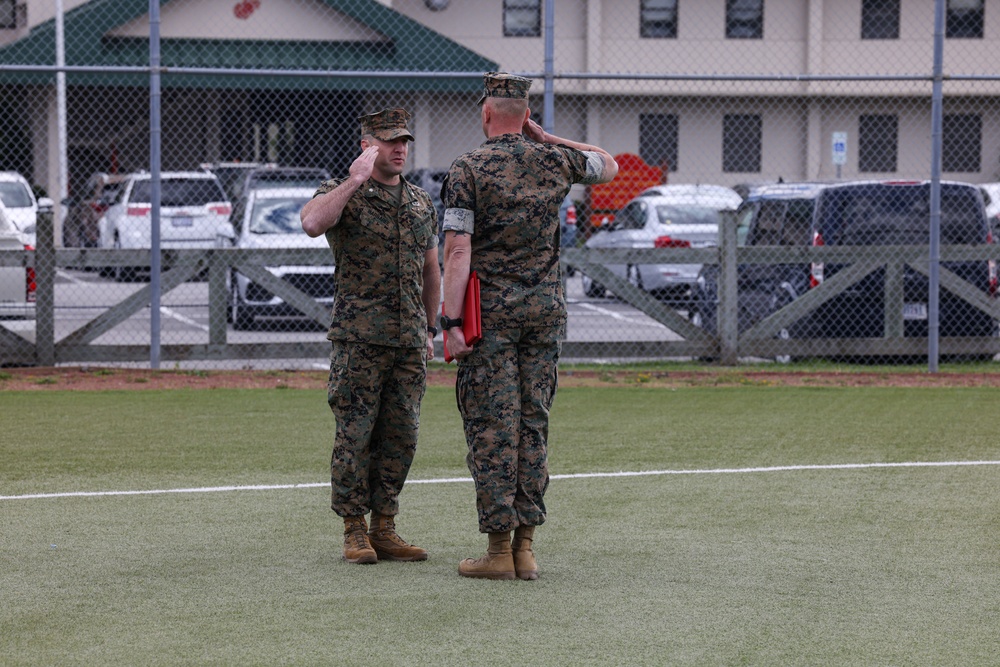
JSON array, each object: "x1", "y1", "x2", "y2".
[
  {"x1": 219, "y1": 186, "x2": 335, "y2": 330},
  {"x1": 581, "y1": 184, "x2": 742, "y2": 301}
]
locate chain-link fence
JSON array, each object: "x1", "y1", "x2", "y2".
[{"x1": 2, "y1": 0, "x2": 999, "y2": 369}]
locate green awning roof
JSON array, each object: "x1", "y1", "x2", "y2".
[{"x1": 0, "y1": 0, "x2": 496, "y2": 90}]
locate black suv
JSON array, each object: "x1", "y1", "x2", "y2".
[
  {"x1": 805, "y1": 180, "x2": 996, "y2": 340},
  {"x1": 692, "y1": 182, "x2": 827, "y2": 336},
  {"x1": 693, "y1": 180, "x2": 997, "y2": 351}
]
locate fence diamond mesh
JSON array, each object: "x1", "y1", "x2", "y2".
[{"x1": 1, "y1": 0, "x2": 998, "y2": 369}]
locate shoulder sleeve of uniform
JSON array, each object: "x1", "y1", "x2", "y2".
[
  {"x1": 554, "y1": 144, "x2": 605, "y2": 185},
  {"x1": 313, "y1": 177, "x2": 346, "y2": 199}
]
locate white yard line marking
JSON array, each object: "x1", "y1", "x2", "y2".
[{"x1": 3, "y1": 460, "x2": 998, "y2": 501}]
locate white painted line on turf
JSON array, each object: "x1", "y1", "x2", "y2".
[{"x1": 3, "y1": 460, "x2": 999, "y2": 501}]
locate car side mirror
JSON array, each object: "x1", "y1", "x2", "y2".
[{"x1": 37, "y1": 197, "x2": 55, "y2": 214}]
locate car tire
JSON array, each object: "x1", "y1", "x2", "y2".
[
  {"x1": 230, "y1": 281, "x2": 254, "y2": 330},
  {"x1": 582, "y1": 273, "x2": 605, "y2": 299}
]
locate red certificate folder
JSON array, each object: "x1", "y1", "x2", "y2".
[{"x1": 443, "y1": 271, "x2": 482, "y2": 363}]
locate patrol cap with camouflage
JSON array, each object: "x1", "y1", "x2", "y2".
[
  {"x1": 477, "y1": 71, "x2": 533, "y2": 106},
  {"x1": 359, "y1": 108, "x2": 415, "y2": 142}
]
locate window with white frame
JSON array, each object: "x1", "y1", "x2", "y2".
[
  {"x1": 947, "y1": 0, "x2": 984, "y2": 38},
  {"x1": 858, "y1": 114, "x2": 898, "y2": 172},
  {"x1": 942, "y1": 114, "x2": 982, "y2": 172},
  {"x1": 639, "y1": 114, "x2": 679, "y2": 171},
  {"x1": 722, "y1": 114, "x2": 761, "y2": 173},
  {"x1": 504, "y1": 0, "x2": 541, "y2": 38},
  {"x1": 861, "y1": 0, "x2": 900, "y2": 39},
  {"x1": 726, "y1": 0, "x2": 763, "y2": 39},
  {"x1": 641, "y1": 0, "x2": 678, "y2": 39}
]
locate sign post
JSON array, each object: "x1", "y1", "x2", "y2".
[{"x1": 832, "y1": 131, "x2": 847, "y2": 179}]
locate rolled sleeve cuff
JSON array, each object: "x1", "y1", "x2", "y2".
[
  {"x1": 581, "y1": 151, "x2": 606, "y2": 185},
  {"x1": 442, "y1": 207, "x2": 475, "y2": 234}
]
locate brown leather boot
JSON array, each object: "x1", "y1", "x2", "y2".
[
  {"x1": 368, "y1": 513, "x2": 428, "y2": 562},
  {"x1": 458, "y1": 531, "x2": 515, "y2": 580},
  {"x1": 342, "y1": 516, "x2": 377, "y2": 564},
  {"x1": 511, "y1": 525, "x2": 538, "y2": 580}
]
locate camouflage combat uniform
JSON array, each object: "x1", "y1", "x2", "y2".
[
  {"x1": 443, "y1": 131, "x2": 602, "y2": 533},
  {"x1": 316, "y1": 174, "x2": 437, "y2": 519}
]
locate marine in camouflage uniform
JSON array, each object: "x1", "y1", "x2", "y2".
[
  {"x1": 301, "y1": 108, "x2": 440, "y2": 565},
  {"x1": 441, "y1": 73, "x2": 619, "y2": 580}
]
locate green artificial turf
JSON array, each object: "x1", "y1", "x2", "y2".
[{"x1": 2, "y1": 385, "x2": 999, "y2": 665}]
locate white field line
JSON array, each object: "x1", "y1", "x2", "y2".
[{"x1": 2, "y1": 460, "x2": 999, "y2": 501}]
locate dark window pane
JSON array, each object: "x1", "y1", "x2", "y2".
[
  {"x1": 639, "y1": 114, "x2": 679, "y2": 171},
  {"x1": 942, "y1": 113, "x2": 982, "y2": 172},
  {"x1": 0, "y1": 0, "x2": 16, "y2": 30},
  {"x1": 723, "y1": 114, "x2": 762, "y2": 173},
  {"x1": 861, "y1": 0, "x2": 900, "y2": 39},
  {"x1": 504, "y1": 0, "x2": 541, "y2": 37},
  {"x1": 947, "y1": 0, "x2": 984, "y2": 38},
  {"x1": 130, "y1": 179, "x2": 227, "y2": 206},
  {"x1": 641, "y1": 0, "x2": 678, "y2": 39},
  {"x1": 726, "y1": 0, "x2": 763, "y2": 39},
  {"x1": 858, "y1": 114, "x2": 898, "y2": 173}
]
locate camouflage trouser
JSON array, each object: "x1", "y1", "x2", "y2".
[
  {"x1": 455, "y1": 325, "x2": 561, "y2": 533},
  {"x1": 327, "y1": 340, "x2": 427, "y2": 518}
]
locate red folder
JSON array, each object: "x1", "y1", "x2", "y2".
[{"x1": 443, "y1": 271, "x2": 482, "y2": 363}]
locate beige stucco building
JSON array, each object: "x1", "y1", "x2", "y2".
[{"x1": 3, "y1": 0, "x2": 1000, "y2": 216}]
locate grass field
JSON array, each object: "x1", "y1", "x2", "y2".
[{"x1": 2, "y1": 384, "x2": 999, "y2": 666}]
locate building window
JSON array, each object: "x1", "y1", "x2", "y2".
[
  {"x1": 858, "y1": 114, "x2": 898, "y2": 172},
  {"x1": 641, "y1": 0, "x2": 678, "y2": 39},
  {"x1": 861, "y1": 0, "x2": 900, "y2": 39},
  {"x1": 640, "y1": 114, "x2": 679, "y2": 171},
  {"x1": 726, "y1": 0, "x2": 763, "y2": 39},
  {"x1": 722, "y1": 114, "x2": 762, "y2": 173},
  {"x1": 942, "y1": 114, "x2": 982, "y2": 172},
  {"x1": 504, "y1": 0, "x2": 541, "y2": 37},
  {"x1": 0, "y1": 0, "x2": 17, "y2": 29},
  {"x1": 947, "y1": 0, "x2": 984, "y2": 38}
]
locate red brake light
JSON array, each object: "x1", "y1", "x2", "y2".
[
  {"x1": 127, "y1": 206, "x2": 151, "y2": 216},
  {"x1": 25, "y1": 244, "x2": 36, "y2": 302},
  {"x1": 654, "y1": 236, "x2": 691, "y2": 249},
  {"x1": 209, "y1": 204, "x2": 231, "y2": 216}
]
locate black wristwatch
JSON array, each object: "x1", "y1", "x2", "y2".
[
  {"x1": 427, "y1": 325, "x2": 439, "y2": 337},
  {"x1": 440, "y1": 315, "x2": 464, "y2": 330}
]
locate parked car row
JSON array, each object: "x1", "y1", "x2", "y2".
[{"x1": 687, "y1": 179, "x2": 998, "y2": 355}]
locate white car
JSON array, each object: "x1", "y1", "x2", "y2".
[
  {"x1": 0, "y1": 200, "x2": 35, "y2": 319},
  {"x1": 98, "y1": 171, "x2": 231, "y2": 280},
  {"x1": 581, "y1": 184, "x2": 743, "y2": 301},
  {"x1": 219, "y1": 186, "x2": 335, "y2": 330},
  {"x1": 0, "y1": 171, "x2": 54, "y2": 247}
]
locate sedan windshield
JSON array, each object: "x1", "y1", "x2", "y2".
[
  {"x1": 249, "y1": 197, "x2": 310, "y2": 234},
  {"x1": 655, "y1": 204, "x2": 721, "y2": 226},
  {"x1": 130, "y1": 179, "x2": 226, "y2": 207},
  {"x1": 0, "y1": 182, "x2": 33, "y2": 208}
]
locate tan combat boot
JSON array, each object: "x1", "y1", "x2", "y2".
[
  {"x1": 458, "y1": 531, "x2": 515, "y2": 580},
  {"x1": 511, "y1": 525, "x2": 538, "y2": 580},
  {"x1": 343, "y1": 516, "x2": 378, "y2": 564},
  {"x1": 368, "y1": 513, "x2": 428, "y2": 562}
]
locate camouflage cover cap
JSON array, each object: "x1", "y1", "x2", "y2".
[
  {"x1": 477, "y1": 71, "x2": 533, "y2": 106},
  {"x1": 359, "y1": 108, "x2": 415, "y2": 142}
]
